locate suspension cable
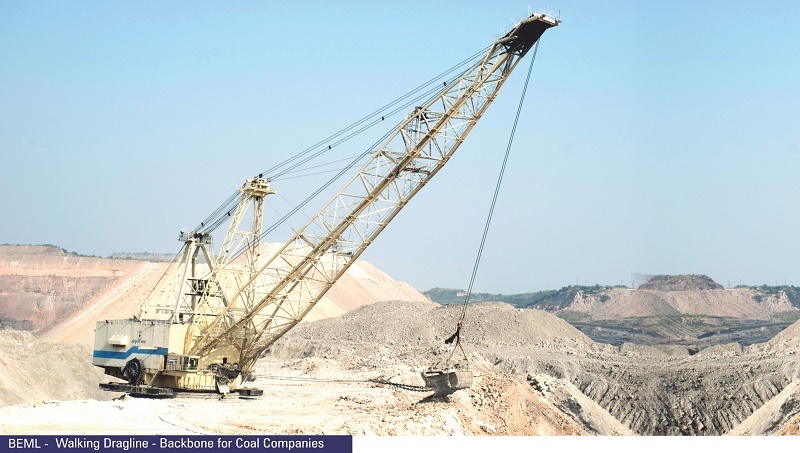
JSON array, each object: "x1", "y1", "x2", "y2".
[
  {"x1": 267, "y1": 80, "x2": 460, "y2": 180},
  {"x1": 225, "y1": 49, "x2": 488, "y2": 265},
  {"x1": 449, "y1": 39, "x2": 542, "y2": 359},
  {"x1": 192, "y1": 48, "x2": 488, "y2": 235},
  {"x1": 257, "y1": 46, "x2": 490, "y2": 178},
  {"x1": 224, "y1": 120, "x2": 402, "y2": 264}
]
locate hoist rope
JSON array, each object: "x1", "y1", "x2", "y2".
[
  {"x1": 442, "y1": 39, "x2": 542, "y2": 368},
  {"x1": 139, "y1": 244, "x2": 190, "y2": 314}
]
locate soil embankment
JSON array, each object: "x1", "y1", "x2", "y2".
[
  {"x1": 0, "y1": 302, "x2": 797, "y2": 435},
  {"x1": 0, "y1": 246, "x2": 155, "y2": 332},
  {"x1": 0, "y1": 244, "x2": 428, "y2": 344},
  {"x1": 1, "y1": 250, "x2": 798, "y2": 436},
  {"x1": 0, "y1": 330, "x2": 112, "y2": 407}
]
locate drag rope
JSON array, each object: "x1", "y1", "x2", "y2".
[{"x1": 256, "y1": 375, "x2": 432, "y2": 392}]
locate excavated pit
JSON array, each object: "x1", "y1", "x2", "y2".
[
  {"x1": 499, "y1": 346, "x2": 799, "y2": 435},
  {"x1": 272, "y1": 300, "x2": 800, "y2": 436},
  {"x1": 1, "y1": 265, "x2": 798, "y2": 435}
]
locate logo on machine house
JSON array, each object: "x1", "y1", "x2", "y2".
[{"x1": 132, "y1": 330, "x2": 147, "y2": 345}]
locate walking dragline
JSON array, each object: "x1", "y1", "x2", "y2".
[{"x1": 92, "y1": 11, "x2": 559, "y2": 396}]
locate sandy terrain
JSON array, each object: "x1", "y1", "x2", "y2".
[
  {"x1": 0, "y1": 330, "x2": 112, "y2": 407},
  {"x1": 1, "y1": 302, "x2": 798, "y2": 435},
  {"x1": 590, "y1": 288, "x2": 793, "y2": 321},
  {"x1": 1, "y1": 249, "x2": 798, "y2": 437},
  {"x1": 0, "y1": 301, "x2": 630, "y2": 436},
  {"x1": 31, "y1": 247, "x2": 427, "y2": 344},
  {"x1": 0, "y1": 344, "x2": 594, "y2": 435}
]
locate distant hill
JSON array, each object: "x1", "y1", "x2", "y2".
[
  {"x1": 638, "y1": 274, "x2": 724, "y2": 291},
  {"x1": 109, "y1": 252, "x2": 176, "y2": 262},
  {"x1": 0, "y1": 245, "x2": 155, "y2": 331},
  {"x1": 0, "y1": 244, "x2": 429, "y2": 344},
  {"x1": 425, "y1": 275, "x2": 800, "y2": 346},
  {"x1": 423, "y1": 285, "x2": 624, "y2": 310}
]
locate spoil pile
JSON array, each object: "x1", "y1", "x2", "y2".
[
  {"x1": 268, "y1": 301, "x2": 630, "y2": 435},
  {"x1": 273, "y1": 300, "x2": 799, "y2": 436},
  {"x1": 638, "y1": 275, "x2": 725, "y2": 291},
  {"x1": 272, "y1": 300, "x2": 594, "y2": 361},
  {"x1": 728, "y1": 380, "x2": 800, "y2": 435},
  {"x1": 0, "y1": 330, "x2": 113, "y2": 407},
  {"x1": 268, "y1": 299, "x2": 601, "y2": 390},
  {"x1": 768, "y1": 319, "x2": 800, "y2": 348},
  {"x1": 489, "y1": 322, "x2": 800, "y2": 435}
]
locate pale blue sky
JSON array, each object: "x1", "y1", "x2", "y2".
[{"x1": 1, "y1": 1, "x2": 798, "y2": 292}]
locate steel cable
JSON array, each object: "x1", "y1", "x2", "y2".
[
  {"x1": 192, "y1": 48, "x2": 488, "y2": 234},
  {"x1": 445, "y1": 39, "x2": 543, "y2": 367}
]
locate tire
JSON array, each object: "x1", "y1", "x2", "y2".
[{"x1": 122, "y1": 358, "x2": 143, "y2": 385}]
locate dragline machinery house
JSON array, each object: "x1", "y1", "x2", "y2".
[{"x1": 92, "y1": 11, "x2": 560, "y2": 396}]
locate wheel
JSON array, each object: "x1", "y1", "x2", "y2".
[{"x1": 122, "y1": 358, "x2": 143, "y2": 385}]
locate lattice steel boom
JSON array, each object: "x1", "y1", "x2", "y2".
[
  {"x1": 189, "y1": 12, "x2": 560, "y2": 371},
  {"x1": 92, "y1": 11, "x2": 559, "y2": 396}
]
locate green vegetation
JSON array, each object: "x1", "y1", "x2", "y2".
[
  {"x1": 734, "y1": 284, "x2": 798, "y2": 295},
  {"x1": 0, "y1": 243, "x2": 99, "y2": 258},
  {"x1": 423, "y1": 284, "x2": 628, "y2": 309},
  {"x1": 734, "y1": 285, "x2": 800, "y2": 310},
  {"x1": 558, "y1": 312, "x2": 591, "y2": 323}
]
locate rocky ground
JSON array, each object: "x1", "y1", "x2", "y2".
[
  {"x1": 0, "y1": 330, "x2": 113, "y2": 407},
  {"x1": 0, "y1": 300, "x2": 798, "y2": 435},
  {"x1": 270, "y1": 300, "x2": 800, "y2": 436},
  {"x1": 1, "y1": 249, "x2": 798, "y2": 436},
  {"x1": 0, "y1": 244, "x2": 426, "y2": 344}
]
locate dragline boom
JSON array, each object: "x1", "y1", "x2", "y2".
[
  {"x1": 91, "y1": 11, "x2": 559, "y2": 396},
  {"x1": 188, "y1": 12, "x2": 559, "y2": 370}
]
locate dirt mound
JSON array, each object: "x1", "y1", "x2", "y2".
[
  {"x1": 768, "y1": 319, "x2": 800, "y2": 348},
  {"x1": 266, "y1": 301, "x2": 629, "y2": 435},
  {"x1": 549, "y1": 284, "x2": 798, "y2": 345},
  {"x1": 30, "y1": 243, "x2": 427, "y2": 344},
  {"x1": 271, "y1": 301, "x2": 595, "y2": 362},
  {"x1": 590, "y1": 288, "x2": 775, "y2": 320},
  {"x1": 0, "y1": 330, "x2": 115, "y2": 407},
  {"x1": 454, "y1": 359, "x2": 589, "y2": 435},
  {"x1": 728, "y1": 380, "x2": 800, "y2": 435},
  {"x1": 638, "y1": 274, "x2": 724, "y2": 291},
  {"x1": 0, "y1": 245, "x2": 151, "y2": 332}
]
